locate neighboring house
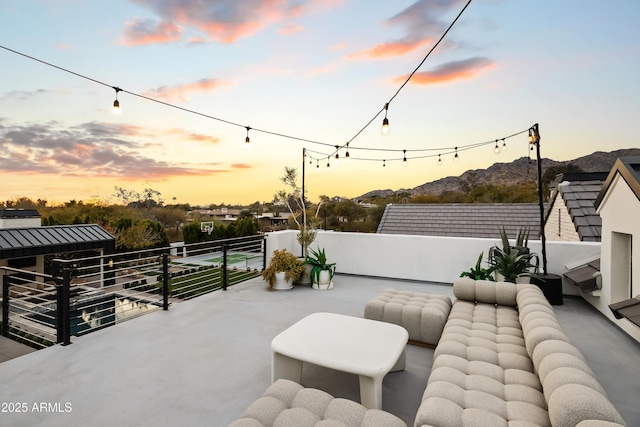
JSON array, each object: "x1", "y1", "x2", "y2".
[
  {"x1": 0, "y1": 209, "x2": 116, "y2": 298},
  {"x1": 544, "y1": 173, "x2": 608, "y2": 242},
  {"x1": 592, "y1": 157, "x2": 640, "y2": 337},
  {"x1": 257, "y1": 212, "x2": 290, "y2": 231},
  {"x1": 376, "y1": 203, "x2": 542, "y2": 239}
]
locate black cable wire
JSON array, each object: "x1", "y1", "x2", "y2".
[
  {"x1": 0, "y1": 44, "x2": 335, "y2": 149},
  {"x1": 340, "y1": 0, "x2": 474, "y2": 151}
]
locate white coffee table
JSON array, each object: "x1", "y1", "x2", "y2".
[{"x1": 271, "y1": 312, "x2": 409, "y2": 409}]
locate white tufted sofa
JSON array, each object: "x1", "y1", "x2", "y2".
[
  {"x1": 228, "y1": 378, "x2": 406, "y2": 427},
  {"x1": 414, "y1": 278, "x2": 626, "y2": 427}
]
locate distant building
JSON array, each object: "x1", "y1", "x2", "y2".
[{"x1": 0, "y1": 209, "x2": 115, "y2": 298}]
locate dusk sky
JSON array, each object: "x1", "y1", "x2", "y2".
[{"x1": 1, "y1": 0, "x2": 639, "y2": 206}]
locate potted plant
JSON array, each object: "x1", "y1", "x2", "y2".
[
  {"x1": 489, "y1": 246, "x2": 539, "y2": 283},
  {"x1": 460, "y1": 252, "x2": 495, "y2": 281},
  {"x1": 304, "y1": 247, "x2": 336, "y2": 290},
  {"x1": 499, "y1": 226, "x2": 530, "y2": 256},
  {"x1": 261, "y1": 249, "x2": 305, "y2": 290}
]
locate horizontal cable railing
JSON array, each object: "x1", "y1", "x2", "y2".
[
  {"x1": 1, "y1": 268, "x2": 57, "y2": 349},
  {"x1": 1, "y1": 234, "x2": 265, "y2": 349}
]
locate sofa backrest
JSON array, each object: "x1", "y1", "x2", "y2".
[
  {"x1": 516, "y1": 284, "x2": 626, "y2": 427},
  {"x1": 453, "y1": 277, "x2": 518, "y2": 306}
]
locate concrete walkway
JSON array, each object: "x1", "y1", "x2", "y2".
[{"x1": 0, "y1": 335, "x2": 36, "y2": 363}]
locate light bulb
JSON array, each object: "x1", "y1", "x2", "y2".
[
  {"x1": 494, "y1": 141, "x2": 500, "y2": 154},
  {"x1": 381, "y1": 117, "x2": 390, "y2": 135},
  {"x1": 502, "y1": 139, "x2": 507, "y2": 151},
  {"x1": 438, "y1": 155, "x2": 442, "y2": 166},
  {"x1": 245, "y1": 127, "x2": 251, "y2": 149},
  {"x1": 453, "y1": 147, "x2": 459, "y2": 163},
  {"x1": 335, "y1": 152, "x2": 340, "y2": 165},
  {"x1": 345, "y1": 151, "x2": 350, "y2": 163},
  {"x1": 112, "y1": 99, "x2": 121, "y2": 114},
  {"x1": 402, "y1": 150, "x2": 407, "y2": 166}
]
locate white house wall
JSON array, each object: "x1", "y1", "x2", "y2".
[
  {"x1": 0, "y1": 217, "x2": 41, "y2": 229},
  {"x1": 596, "y1": 174, "x2": 640, "y2": 342},
  {"x1": 545, "y1": 198, "x2": 580, "y2": 242}
]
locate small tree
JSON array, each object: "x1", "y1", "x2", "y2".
[{"x1": 274, "y1": 167, "x2": 318, "y2": 257}]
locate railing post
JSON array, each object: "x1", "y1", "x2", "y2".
[
  {"x1": 162, "y1": 253, "x2": 169, "y2": 310},
  {"x1": 2, "y1": 275, "x2": 9, "y2": 337},
  {"x1": 222, "y1": 244, "x2": 229, "y2": 291},
  {"x1": 262, "y1": 236, "x2": 267, "y2": 272},
  {"x1": 59, "y1": 267, "x2": 72, "y2": 346}
]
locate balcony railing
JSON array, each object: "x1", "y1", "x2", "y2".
[{"x1": 1, "y1": 234, "x2": 265, "y2": 348}]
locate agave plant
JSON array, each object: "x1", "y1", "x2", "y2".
[
  {"x1": 460, "y1": 252, "x2": 495, "y2": 281},
  {"x1": 304, "y1": 247, "x2": 336, "y2": 284},
  {"x1": 489, "y1": 246, "x2": 538, "y2": 283}
]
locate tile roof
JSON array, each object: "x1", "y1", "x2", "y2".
[
  {"x1": 376, "y1": 203, "x2": 542, "y2": 238},
  {"x1": 555, "y1": 180, "x2": 603, "y2": 242}
]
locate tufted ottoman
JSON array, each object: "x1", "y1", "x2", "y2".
[{"x1": 364, "y1": 289, "x2": 452, "y2": 347}]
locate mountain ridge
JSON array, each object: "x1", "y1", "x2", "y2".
[{"x1": 358, "y1": 148, "x2": 640, "y2": 199}]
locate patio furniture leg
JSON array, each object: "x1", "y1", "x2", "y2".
[
  {"x1": 271, "y1": 351, "x2": 303, "y2": 383},
  {"x1": 390, "y1": 347, "x2": 406, "y2": 372},
  {"x1": 358, "y1": 375, "x2": 383, "y2": 409}
]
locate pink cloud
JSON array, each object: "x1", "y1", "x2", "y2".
[
  {"x1": 231, "y1": 163, "x2": 252, "y2": 169},
  {"x1": 0, "y1": 121, "x2": 233, "y2": 180},
  {"x1": 278, "y1": 22, "x2": 304, "y2": 35},
  {"x1": 142, "y1": 77, "x2": 229, "y2": 101},
  {"x1": 123, "y1": 0, "x2": 344, "y2": 45},
  {"x1": 394, "y1": 57, "x2": 494, "y2": 85},
  {"x1": 346, "y1": 0, "x2": 465, "y2": 60},
  {"x1": 347, "y1": 38, "x2": 432, "y2": 60},
  {"x1": 168, "y1": 128, "x2": 220, "y2": 144},
  {"x1": 121, "y1": 18, "x2": 182, "y2": 46}
]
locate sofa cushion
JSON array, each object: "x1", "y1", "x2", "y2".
[
  {"x1": 454, "y1": 278, "x2": 518, "y2": 307},
  {"x1": 364, "y1": 289, "x2": 452, "y2": 345},
  {"x1": 416, "y1": 298, "x2": 550, "y2": 427},
  {"x1": 228, "y1": 379, "x2": 407, "y2": 427}
]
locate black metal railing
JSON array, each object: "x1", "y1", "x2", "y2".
[{"x1": 1, "y1": 235, "x2": 265, "y2": 348}]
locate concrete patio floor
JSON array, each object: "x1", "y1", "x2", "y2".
[{"x1": 0, "y1": 275, "x2": 638, "y2": 427}]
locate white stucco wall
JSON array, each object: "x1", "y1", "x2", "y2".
[
  {"x1": 265, "y1": 230, "x2": 601, "y2": 286},
  {"x1": 596, "y1": 173, "x2": 640, "y2": 342},
  {"x1": 545, "y1": 198, "x2": 580, "y2": 242}
]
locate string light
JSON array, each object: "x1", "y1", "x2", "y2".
[
  {"x1": 2, "y1": 0, "x2": 474, "y2": 155},
  {"x1": 326, "y1": 157, "x2": 331, "y2": 172},
  {"x1": 402, "y1": 149, "x2": 408, "y2": 167},
  {"x1": 316, "y1": 160, "x2": 319, "y2": 171},
  {"x1": 112, "y1": 87, "x2": 121, "y2": 114},
  {"x1": 245, "y1": 126, "x2": 251, "y2": 149},
  {"x1": 381, "y1": 103, "x2": 390, "y2": 135},
  {"x1": 345, "y1": 148, "x2": 350, "y2": 163},
  {"x1": 502, "y1": 138, "x2": 507, "y2": 151},
  {"x1": 334, "y1": 146, "x2": 340, "y2": 165},
  {"x1": 383, "y1": 159, "x2": 386, "y2": 167},
  {"x1": 453, "y1": 147, "x2": 459, "y2": 162},
  {"x1": 494, "y1": 140, "x2": 500, "y2": 154},
  {"x1": 438, "y1": 154, "x2": 442, "y2": 166}
]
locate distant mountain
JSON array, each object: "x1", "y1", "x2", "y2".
[{"x1": 358, "y1": 148, "x2": 640, "y2": 198}]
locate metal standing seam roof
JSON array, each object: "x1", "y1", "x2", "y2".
[
  {"x1": 376, "y1": 203, "x2": 543, "y2": 239},
  {"x1": 0, "y1": 224, "x2": 115, "y2": 259}
]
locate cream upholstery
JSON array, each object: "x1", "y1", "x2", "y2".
[
  {"x1": 364, "y1": 289, "x2": 452, "y2": 345},
  {"x1": 228, "y1": 379, "x2": 407, "y2": 427},
  {"x1": 414, "y1": 279, "x2": 626, "y2": 427}
]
